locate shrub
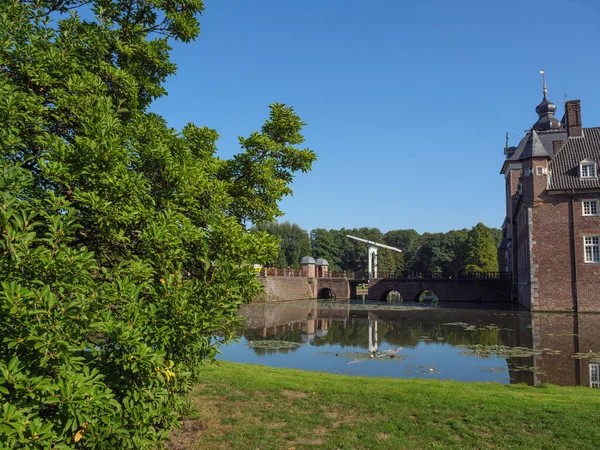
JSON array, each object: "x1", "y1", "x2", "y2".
[{"x1": 0, "y1": 1, "x2": 315, "y2": 447}]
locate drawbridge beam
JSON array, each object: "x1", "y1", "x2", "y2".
[{"x1": 346, "y1": 235, "x2": 402, "y2": 279}]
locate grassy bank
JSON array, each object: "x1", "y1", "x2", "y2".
[{"x1": 173, "y1": 362, "x2": 600, "y2": 449}]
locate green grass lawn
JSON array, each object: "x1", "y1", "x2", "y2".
[{"x1": 172, "y1": 361, "x2": 600, "y2": 449}]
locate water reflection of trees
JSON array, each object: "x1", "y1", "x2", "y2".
[
  {"x1": 310, "y1": 318, "x2": 503, "y2": 349},
  {"x1": 234, "y1": 301, "x2": 600, "y2": 388},
  {"x1": 242, "y1": 326, "x2": 304, "y2": 355}
]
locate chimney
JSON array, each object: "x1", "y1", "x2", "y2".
[
  {"x1": 565, "y1": 100, "x2": 582, "y2": 137},
  {"x1": 552, "y1": 140, "x2": 564, "y2": 155}
]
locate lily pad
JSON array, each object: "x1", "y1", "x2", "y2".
[
  {"x1": 480, "y1": 367, "x2": 506, "y2": 373},
  {"x1": 248, "y1": 340, "x2": 303, "y2": 350},
  {"x1": 458, "y1": 344, "x2": 542, "y2": 359}
]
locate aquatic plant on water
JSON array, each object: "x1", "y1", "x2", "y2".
[
  {"x1": 247, "y1": 341, "x2": 303, "y2": 350},
  {"x1": 458, "y1": 345, "x2": 543, "y2": 359}
]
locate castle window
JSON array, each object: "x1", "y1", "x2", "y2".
[
  {"x1": 579, "y1": 159, "x2": 597, "y2": 179},
  {"x1": 582, "y1": 199, "x2": 599, "y2": 216},
  {"x1": 584, "y1": 236, "x2": 600, "y2": 263},
  {"x1": 591, "y1": 364, "x2": 600, "y2": 389}
]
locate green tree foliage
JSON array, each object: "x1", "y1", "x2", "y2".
[
  {"x1": 414, "y1": 232, "x2": 456, "y2": 273},
  {"x1": 255, "y1": 222, "x2": 311, "y2": 269},
  {"x1": 308, "y1": 226, "x2": 499, "y2": 275},
  {"x1": 464, "y1": 223, "x2": 500, "y2": 272},
  {"x1": 383, "y1": 229, "x2": 421, "y2": 273},
  {"x1": 0, "y1": 1, "x2": 315, "y2": 448},
  {"x1": 445, "y1": 229, "x2": 470, "y2": 273},
  {"x1": 310, "y1": 228, "x2": 343, "y2": 271},
  {"x1": 489, "y1": 227, "x2": 503, "y2": 247}
]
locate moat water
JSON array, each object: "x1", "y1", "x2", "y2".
[{"x1": 218, "y1": 299, "x2": 600, "y2": 387}]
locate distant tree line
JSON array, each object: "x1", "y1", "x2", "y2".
[{"x1": 255, "y1": 222, "x2": 501, "y2": 274}]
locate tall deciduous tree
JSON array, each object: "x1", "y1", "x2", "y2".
[
  {"x1": 0, "y1": 1, "x2": 315, "y2": 448},
  {"x1": 464, "y1": 223, "x2": 499, "y2": 272},
  {"x1": 383, "y1": 229, "x2": 421, "y2": 273},
  {"x1": 310, "y1": 228, "x2": 343, "y2": 271},
  {"x1": 256, "y1": 222, "x2": 311, "y2": 268}
]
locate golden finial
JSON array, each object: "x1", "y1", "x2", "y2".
[{"x1": 540, "y1": 70, "x2": 547, "y2": 96}]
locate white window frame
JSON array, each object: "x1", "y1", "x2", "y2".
[
  {"x1": 591, "y1": 363, "x2": 600, "y2": 389},
  {"x1": 582, "y1": 199, "x2": 600, "y2": 216},
  {"x1": 579, "y1": 159, "x2": 597, "y2": 179},
  {"x1": 583, "y1": 235, "x2": 600, "y2": 263}
]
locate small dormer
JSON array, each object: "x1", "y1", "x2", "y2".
[{"x1": 579, "y1": 159, "x2": 597, "y2": 179}]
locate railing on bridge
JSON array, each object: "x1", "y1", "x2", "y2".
[
  {"x1": 373, "y1": 271, "x2": 511, "y2": 280},
  {"x1": 257, "y1": 268, "x2": 361, "y2": 279},
  {"x1": 256, "y1": 268, "x2": 510, "y2": 280},
  {"x1": 257, "y1": 268, "x2": 303, "y2": 277}
]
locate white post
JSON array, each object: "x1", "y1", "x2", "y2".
[
  {"x1": 368, "y1": 317, "x2": 378, "y2": 353},
  {"x1": 368, "y1": 245, "x2": 378, "y2": 279},
  {"x1": 368, "y1": 317, "x2": 373, "y2": 352},
  {"x1": 374, "y1": 320, "x2": 378, "y2": 351},
  {"x1": 373, "y1": 248, "x2": 378, "y2": 279},
  {"x1": 346, "y1": 235, "x2": 400, "y2": 280}
]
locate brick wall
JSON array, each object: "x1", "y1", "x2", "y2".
[
  {"x1": 510, "y1": 148, "x2": 600, "y2": 311},
  {"x1": 530, "y1": 193, "x2": 574, "y2": 310},
  {"x1": 528, "y1": 186, "x2": 600, "y2": 311},
  {"x1": 255, "y1": 277, "x2": 352, "y2": 302},
  {"x1": 256, "y1": 277, "x2": 315, "y2": 302},
  {"x1": 572, "y1": 192, "x2": 600, "y2": 311},
  {"x1": 315, "y1": 278, "x2": 351, "y2": 299}
]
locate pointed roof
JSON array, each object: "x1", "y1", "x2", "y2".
[
  {"x1": 519, "y1": 130, "x2": 551, "y2": 159},
  {"x1": 509, "y1": 134, "x2": 530, "y2": 161},
  {"x1": 500, "y1": 133, "x2": 528, "y2": 174}
]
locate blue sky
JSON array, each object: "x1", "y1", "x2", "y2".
[{"x1": 152, "y1": 0, "x2": 600, "y2": 234}]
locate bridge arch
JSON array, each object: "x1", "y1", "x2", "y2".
[
  {"x1": 416, "y1": 289, "x2": 439, "y2": 303},
  {"x1": 317, "y1": 287, "x2": 336, "y2": 299},
  {"x1": 384, "y1": 290, "x2": 403, "y2": 303}
]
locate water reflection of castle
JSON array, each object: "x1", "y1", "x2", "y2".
[
  {"x1": 238, "y1": 301, "x2": 600, "y2": 388},
  {"x1": 239, "y1": 299, "x2": 349, "y2": 345},
  {"x1": 514, "y1": 313, "x2": 600, "y2": 388}
]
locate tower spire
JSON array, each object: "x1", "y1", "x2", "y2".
[
  {"x1": 532, "y1": 70, "x2": 561, "y2": 131},
  {"x1": 540, "y1": 69, "x2": 547, "y2": 96}
]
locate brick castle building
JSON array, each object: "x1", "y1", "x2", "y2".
[{"x1": 499, "y1": 81, "x2": 600, "y2": 311}]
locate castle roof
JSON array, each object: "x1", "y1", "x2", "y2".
[
  {"x1": 501, "y1": 129, "x2": 568, "y2": 173},
  {"x1": 519, "y1": 129, "x2": 569, "y2": 160},
  {"x1": 548, "y1": 127, "x2": 600, "y2": 190},
  {"x1": 299, "y1": 256, "x2": 316, "y2": 265},
  {"x1": 532, "y1": 94, "x2": 562, "y2": 131},
  {"x1": 520, "y1": 130, "x2": 549, "y2": 159},
  {"x1": 507, "y1": 134, "x2": 529, "y2": 162}
]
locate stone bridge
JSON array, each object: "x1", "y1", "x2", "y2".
[
  {"x1": 315, "y1": 277, "x2": 351, "y2": 299},
  {"x1": 256, "y1": 273, "x2": 512, "y2": 304},
  {"x1": 368, "y1": 277, "x2": 511, "y2": 303},
  {"x1": 256, "y1": 276, "x2": 352, "y2": 301}
]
